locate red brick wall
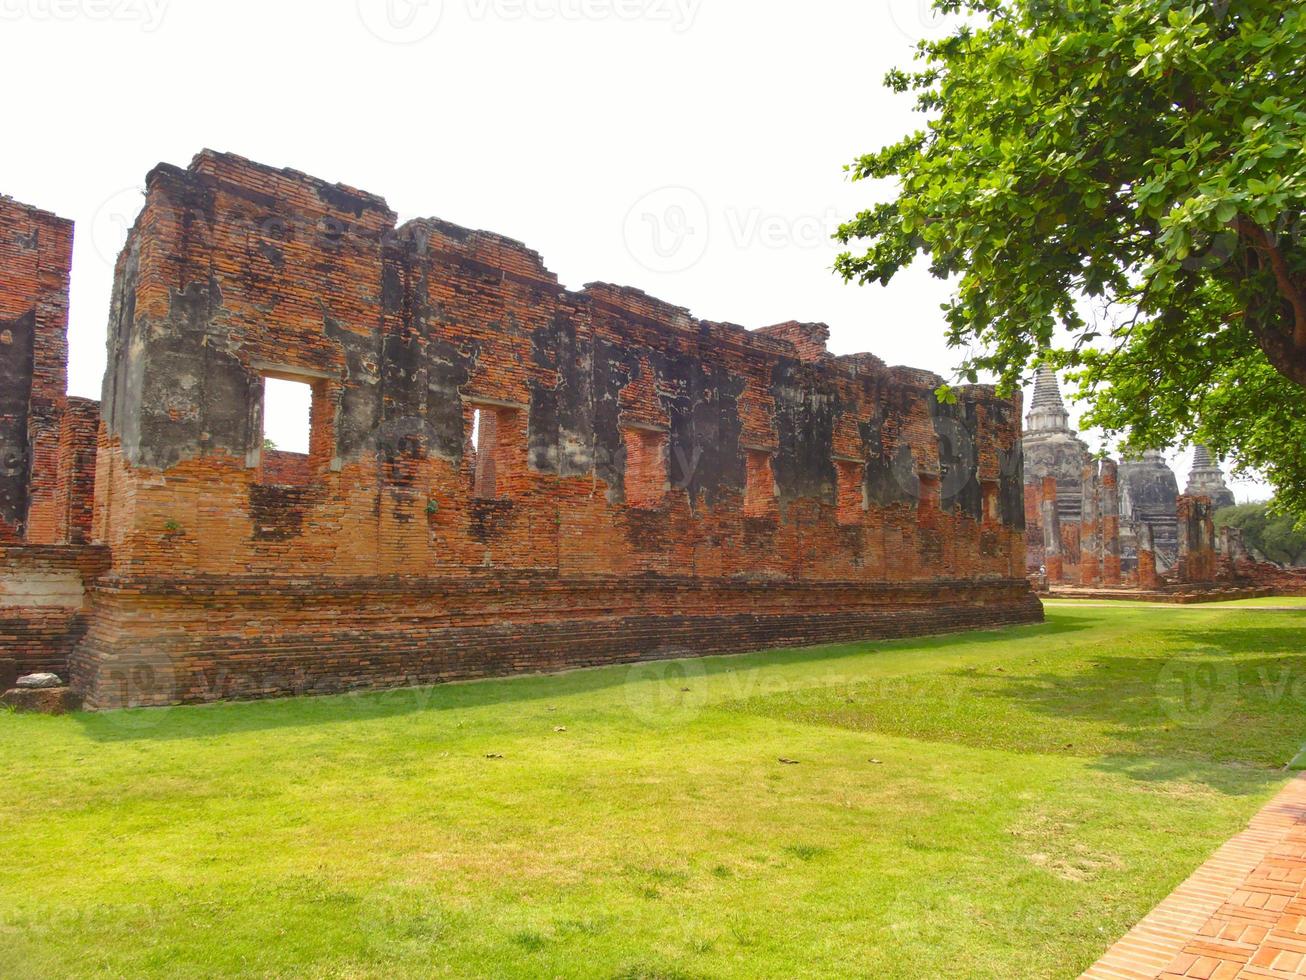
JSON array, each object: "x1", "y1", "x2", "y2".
[
  {"x1": 260, "y1": 450, "x2": 312, "y2": 487},
  {"x1": 1176, "y1": 495, "x2": 1218, "y2": 583},
  {"x1": 0, "y1": 196, "x2": 73, "y2": 544},
  {"x1": 0, "y1": 545, "x2": 110, "y2": 677},
  {"x1": 55, "y1": 398, "x2": 99, "y2": 544},
  {"x1": 71, "y1": 576, "x2": 1042, "y2": 709},
  {"x1": 70, "y1": 150, "x2": 1040, "y2": 707}
]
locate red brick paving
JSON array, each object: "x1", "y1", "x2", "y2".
[{"x1": 1083, "y1": 773, "x2": 1306, "y2": 979}]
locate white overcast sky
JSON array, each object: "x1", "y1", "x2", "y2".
[{"x1": 1, "y1": 0, "x2": 1268, "y2": 500}]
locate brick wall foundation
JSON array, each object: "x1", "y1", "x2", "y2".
[
  {"x1": 71, "y1": 574, "x2": 1043, "y2": 709},
  {"x1": 0, "y1": 545, "x2": 110, "y2": 677}
]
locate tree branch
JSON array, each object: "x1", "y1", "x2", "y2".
[{"x1": 1236, "y1": 218, "x2": 1306, "y2": 386}]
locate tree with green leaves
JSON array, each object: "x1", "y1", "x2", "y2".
[
  {"x1": 1217, "y1": 502, "x2": 1306, "y2": 566},
  {"x1": 836, "y1": 0, "x2": 1306, "y2": 518}
]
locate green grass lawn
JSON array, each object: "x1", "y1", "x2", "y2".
[{"x1": 4, "y1": 603, "x2": 1305, "y2": 978}]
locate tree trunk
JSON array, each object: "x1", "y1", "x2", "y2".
[{"x1": 1237, "y1": 220, "x2": 1306, "y2": 388}]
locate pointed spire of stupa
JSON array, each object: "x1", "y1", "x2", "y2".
[
  {"x1": 1186, "y1": 445, "x2": 1235, "y2": 509},
  {"x1": 1027, "y1": 365, "x2": 1071, "y2": 433}
]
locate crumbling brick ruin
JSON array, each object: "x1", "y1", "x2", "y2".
[
  {"x1": 1, "y1": 196, "x2": 108, "y2": 684},
  {"x1": 1022, "y1": 368, "x2": 1290, "y2": 597},
  {"x1": 1, "y1": 195, "x2": 84, "y2": 545},
  {"x1": 1022, "y1": 368, "x2": 1123, "y2": 587},
  {"x1": 3, "y1": 151, "x2": 1046, "y2": 709},
  {"x1": 1175, "y1": 495, "x2": 1219, "y2": 584}
]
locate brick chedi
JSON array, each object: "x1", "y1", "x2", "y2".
[
  {"x1": 1118, "y1": 450, "x2": 1181, "y2": 571},
  {"x1": 17, "y1": 151, "x2": 1045, "y2": 709},
  {"x1": 1021, "y1": 367, "x2": 1120, "y2": 586},
  {"x1": 1185, "y1": 445, "x2": 1236, "y2": 511}
]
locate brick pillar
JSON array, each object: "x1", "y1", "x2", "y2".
[
  {"x1": 1080, "y1": 461, "x2": 1101, "y2": 586},
  {"x1": 1137, "y1": 522, "x2": 1159, "y2": 591},
  {"x1": 1041, "y1": 476, "x2": 1063, "y2": 584},
  {"x1": 1176, "y1": 494, "x2": 1217, "y2": 583},
  {"x1": 1100, "y1": 458, "x2": 1121, "y2": 586},
  {"x1": 54, "y1": 397, "x2": 99, "y2": 544}
]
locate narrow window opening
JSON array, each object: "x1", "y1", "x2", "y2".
[
  {"x1": 917, "y1": 473, "x2": 941, "y2": 514},
  {"x1": 982, "y1": 480, "x2": 1000, "y2": 523},
  {"x1": 472, "y1": 408, "x2": 498, "y2": 499},
  {"x1": 624, "y1": 428, "x2": 667, "y2": 508},
  {"x1": 260, "y1": 377, "x2": 314, "y2": 486},
  {"x1": 836, "y1": 460, "x2": 865, "y2": 525},
  {"x1": 744, "y1": 450, "x2": 775, "y2": 517}
]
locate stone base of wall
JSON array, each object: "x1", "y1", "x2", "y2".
[
  {"x1": 70, "y1": 575, "x2": 1044, "y2": 709},
  {"x1": 1045, "y1": 584, "x2": 1279, "y2": 604},
  {"x1": 0, "y1": 545, "x2": 111, "y2": 677}
]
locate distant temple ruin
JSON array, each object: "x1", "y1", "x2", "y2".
[
  {"x1": 1, "y1": 151, "x2": 1044, "y2": 710},
  {"x1": 1185, "y1": 445, "x2": 1237, "y2": 511},
  {"x1": 1021, "y1": 366, "x2": 1243, "y2": 590}
]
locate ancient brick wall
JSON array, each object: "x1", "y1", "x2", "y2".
[
  {"x1": 70, "y1": 150, "x2": 1041, "y2": 707},
  {"x1": 0, "y1": 196, "x2": 74, "y2": 545},
  {"x1": 1175, "y1": 495, "x2": 1218, "y2": 583},
  {"x1": 71, "y1": 576, "x2": 1040, "y2": 708},
  {"x1": 0, "y1": 545, "x2": 110, "y2": 676},
  {"x1": 55, "y1": 397, "x2": 99, "y2": 545}
]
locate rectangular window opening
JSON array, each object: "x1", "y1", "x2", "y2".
[
  {"x1": 744, "y1": 450, "x2": 775, "y2": 517},
  {"x1": 260, "y1": 376, "x2": 315, "y2": 486},
  {"x1": 625, "y1": 428, "x2": 667, "y2": 508},
  {"x1": 469, "y1": 404, "x2": 524, "y2": 500},
  {"x1": 917, "y1": 473, "x2": 941, "y2": 514},
  {"x1": 472, "y1": 408, "x2": 496, "y2": 499},
  {"x1": 836, "y1": 460, "x2": 865, "y2": 525}
]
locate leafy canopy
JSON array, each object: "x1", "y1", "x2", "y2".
[
  {"x1": 1216, "y1": 502, "x2": 1306, "y2": 566},
  {"x1": 836, "y1": 0, "x2": 1306, "y2": 516}
]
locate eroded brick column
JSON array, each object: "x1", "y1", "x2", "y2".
[
  {"x1": 1080, "y1": 461, "x2": 1101, "y2": 586},
  {"x1": 0, "y1": 197, "x2": 74, "y2": 544},
  {"x1": 1100, "y1": 459, "x2": 1121, "y2": 586},
  {"x1": 1041, "y1": 476, "x2": 1063, "y2": 584},
  {"x1": 1176, "y1": 494, "x2": 1218, "y2": 583},
  {"x1": 1137, "y1": 522, "x2": 1159, "y2": 591}
]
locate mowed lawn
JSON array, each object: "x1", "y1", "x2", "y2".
[{"x1": 4, "y1": 603, "x2": 1306, "y2": 978}]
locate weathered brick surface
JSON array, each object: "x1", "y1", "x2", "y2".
[
  {"x1": 71, "y1": 575, "x2": 1042, "y2": 708},
  {"x1": 1176, "y1": 495, "x2": 1219, "y2": 584},
  {"x1": 55, "y1": 397, "x2": 99, "y2": 544},
  {"x1": 23, "y1": 151, "x2": 1045, "y2": 707},
  {"x1": 0, "y1": 545, "x2": 110, "y2": 676},
  {"x1": 0, "y1": 196, "x2": 74, "y2": 545}
]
